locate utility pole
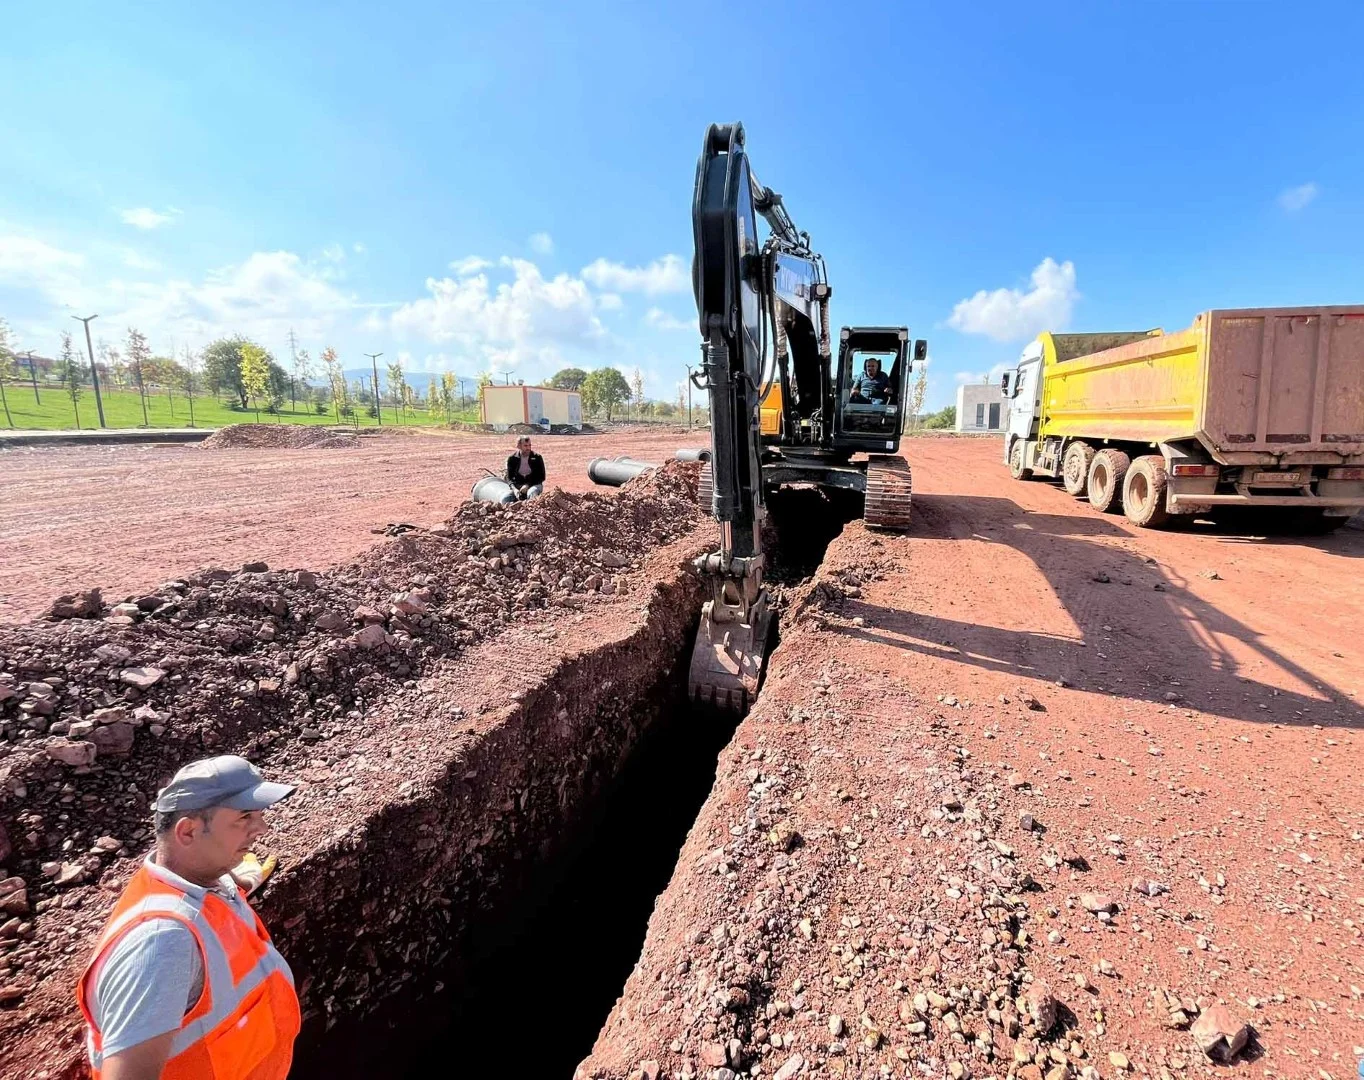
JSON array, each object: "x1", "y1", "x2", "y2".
[
  {"x1": 25, "y1": 351, "x2": 39, "y2": 403},
  {"x1": 364, "y1": 352, "x2": 383, "y2": 426},
  {"x1": 72, "y1": 315, "x2": 107, "y2": 427},
  {"x1": 498, "y1": 369, "x2": 515, "y2": 386}
]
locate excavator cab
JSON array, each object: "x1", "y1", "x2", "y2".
[{"x1": 833, "y1": 328, "x2": 923, "y2": 452}]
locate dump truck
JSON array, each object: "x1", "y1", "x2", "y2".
[{"x1": 1000, "y1": 307, "x2": 1364, "y2": 530}]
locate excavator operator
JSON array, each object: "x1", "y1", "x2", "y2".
[{"x1": 849, "y1": 356, "x2": 891, "y2": 404}]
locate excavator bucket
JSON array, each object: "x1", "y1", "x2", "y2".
[{"x1": 687, "y1": 602, "x2": 771, "y2": 714}]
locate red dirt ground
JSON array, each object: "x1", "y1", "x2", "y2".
[
  {"x1": 0, "y1": 427, "x2": 697, "y2": 623},
  {"x1": 580, "y1": 436, "x2": 1364, "y2": 1080}
]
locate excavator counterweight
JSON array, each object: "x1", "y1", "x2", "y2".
[{"x1": 687, "y1": 122, "x2": 927, "y2": 713}]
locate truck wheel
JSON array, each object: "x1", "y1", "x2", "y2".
[
  {"x1": 1123, "y1": 455, "x2": 1170, "y2": 527},
  {"x1": 1087, "y1": 449, "x2": 1130, "y2": 513},
  {"x1": 1061, "y1": 441, "x2": 1095, "y2": 497},
  {"x1": 1009, "y1": 441, "x2": 1032, "y2": 480}
]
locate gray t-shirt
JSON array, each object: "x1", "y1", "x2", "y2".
[{"x1": 85, "y1": 857, "x2": 289, "y2": 1058}]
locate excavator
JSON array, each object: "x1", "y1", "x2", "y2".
[{"x1": 688, "y1": 122, "x2": 927, "y2": 712}]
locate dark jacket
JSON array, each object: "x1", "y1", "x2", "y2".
[{"x1": 506, "y1": 451, "x2": 546, "y2": 487}]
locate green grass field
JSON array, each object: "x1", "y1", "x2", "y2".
[{"x1": 0, "y1": 384, "x2": 481, "y2": 431}]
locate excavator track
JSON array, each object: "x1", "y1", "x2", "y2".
[
  {"x1": 697, "y1": 463, "x2": 714, "y2": 513},
  {"x1": 863, "y1": 455, "x2": 913, "y2": 530}
]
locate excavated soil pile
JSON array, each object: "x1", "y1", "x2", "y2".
[
  {"x1": 200, "y1": 423, "x2": 360, "y2": 450},
  {"x1": 0, "y1": 463, "x2": 702, "y2": 1074}
]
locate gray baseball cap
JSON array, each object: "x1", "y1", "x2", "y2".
[{"x1": 155, "y1": 755, "x2": 294, "y2": 814}]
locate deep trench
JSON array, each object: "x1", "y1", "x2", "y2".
[{"x1": 292, "y1": 486, "x2": 857, "y2": 1079}]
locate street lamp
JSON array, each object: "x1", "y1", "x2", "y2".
[{"x1": 71, "y1": 315, "x2": 107, "y2": 427}]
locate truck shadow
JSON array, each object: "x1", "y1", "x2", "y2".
[
  {"x1": 832, "y1": 493, "x2": 1362, "y2": 730},
  {"x1": 1026, "y1": 478, "x2": 1363, "y2": 557}
]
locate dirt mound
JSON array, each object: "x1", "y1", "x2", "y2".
[
  {"x1": 0, "y1": 462, "x2": 702, "y2": 1036},
  {"x1": 201, "y1": 423, "x2": 360, "y2": 450}
]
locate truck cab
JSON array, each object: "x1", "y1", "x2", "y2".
[{"x1": 1001, "y1": 341, "x2": 1043, "y2": 476}]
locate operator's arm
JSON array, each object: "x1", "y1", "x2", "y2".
[
  {"x1": 102, "y1": 1031, "x2": 176, "y2": 1080},
  {"x1": 532, "y1": 454, "x2": 546, "y2": 486},
  {"x1": 85, "y1": 919, "x2": 200, "y2": 1079},
  {"x1": 505, "y1": 454, "x2": 518, "y2": 484}
]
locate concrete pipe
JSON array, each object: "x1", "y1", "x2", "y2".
[
  {"x1": 471, "y1": 476, "x2": 518, "y2": 504},
  {"x1": 588, "y1": 457, "x2": 658, "y2": 487},
  {"x1": 674, "y1": 448, "x2": 712, "y2": 463}
]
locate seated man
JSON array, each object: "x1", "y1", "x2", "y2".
[
  {"x1": 505, "y1": 436, "x2": 546, "y2": 499},
  {"x1": 848, "y1": 357, "x2": 891, "y2": 404}
]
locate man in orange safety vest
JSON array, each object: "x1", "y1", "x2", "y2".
[{"x1": 77, "y1": 755, "x2": 300, "y2": 1080}]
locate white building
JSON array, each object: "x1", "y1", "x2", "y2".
[{"x1": 956, "y1": 382, "x2": 1010, "y2": 433}]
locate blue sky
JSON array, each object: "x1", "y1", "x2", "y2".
[{"x1": 2, "y1": 1, "x2": 1361, "y2": 407}]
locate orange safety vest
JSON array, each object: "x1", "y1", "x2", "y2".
[{"x1": 77, "y1": 863, "x2": 300, "y2": 1080}]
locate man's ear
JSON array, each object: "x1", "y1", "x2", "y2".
[{"x1": 172, "y1": 814, "x2": 200, "y2": 846}]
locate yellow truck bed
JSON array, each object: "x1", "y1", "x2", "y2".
[{"x1": 1040, "y1": 307, "x2": 1364, "y2": 463}]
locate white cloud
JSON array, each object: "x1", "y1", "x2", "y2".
[
  {"x1": 353, "y1": 242, "x2": 367, "y2": 255},
  {"x1": 597, "y1": 293, "x2": 623, "y2": 311},
  {"x1": 389, "y1": 256, "x2": 607, "y2": 382},
  {"x1": 528, "y1": 232, "x2": 554, "y2": 255},
  {"x1": 120, "y1": 207, "x2": 180, "y2": 230},
  {"x1": 947, "y1": 258, "x2": 1079, "y2": 342},
  {"x1": 645, "y1": 306, "x2": 691, "y2": 332},
  {"x1": 450, "y1": 256, "x2": 492, "y2": 276},
  {"x1": 581, "y1": 254, "x2": 687, "y2": 295},
  {"x1": 320, "y1": 243, "x2": 346, "y2": 263},
  {"x1": 121, "y1": 249, "x2": 161, "y2": 271},
  {"x1": 1277, "y1": 181, "x2": 1319, "y2": 213},
  {"x1": 0, "y1": 231, "x2": 86, "y2": 300},
  {"x1": 86, "y1": 250, "x2": 356, "y2": 351}
]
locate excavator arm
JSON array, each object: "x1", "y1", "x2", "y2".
[{"x1": 688, "y1": 123, "x2": 773, "y2": 710}]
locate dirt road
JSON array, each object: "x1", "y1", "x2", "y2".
[
  {"x1": 582, "y1": 436, "x2": 1364, "y2": 1079},
  {"x1": 0, "y1": 427, "x2": 695, "y2": 622}
]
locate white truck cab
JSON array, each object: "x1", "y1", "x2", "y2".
[{"x1": 1001, "y1": 341, "x2": 1043, "y2": 477}]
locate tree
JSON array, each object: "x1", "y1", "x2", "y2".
[
  {"x1": 923, "y1": 404, "x2": 956, "y2": 430},
  {"x1": 907, "y1": 363, "x2": 928, "y2": 431},
  {"x1": 475, "y1": 372, "x2": 492, "y2": 415},
  {"x1": 548, "y1": 367, "x2": 588, "y2": 391},
  {"x1": 0, "y1": 318, "x2": 15, "y2": 427},
  {"x1": 61, "y1": 331, "x2": 84, "y2": 429},
  {"x1": 201, "y1": 336, "x2": 280, "y2": 409},
  {"x1": 630, "y1": 367, "x2": 645, "y2": 422},
  {"x1": 145, "y1": 356, "x2": 184, "y2": 417},
  {"x1": 440, "y1": 372, "x2": 457, "y2": 422},
  {"x1": 320, "y1": 346, "x2": 345, "y2": 423},
  {"x1": 181, "y1": 346, "x2": 200, "y2": 428},
  {"x1": 386, "y1": 362, "x2": 406, "y2": 423},
  {"x1": 239, "y1": 342, "x2": 271, "y2": 422},
  {"x1": 126, "y1": 327, "x2": 152, "y2": 426},
  {"x1": 581, "y1": 366, "x2": 632, "y2": 421},
  {"x1": 292, "y1": 347, "x2": 313, "y2": 413},
  {"x1": 402, "y1": 382, "x2": 417, "y2": 419}
]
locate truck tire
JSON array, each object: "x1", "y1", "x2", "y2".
[
  {"x1": 1087, "y1": 449, "x2": 1130, "y2": 513},
  {"x1": 1122, "y1": 455, "x2": 1170, "y2": 528},
  {"x1": 1008, "y1": 441, "x2": 1032, "y2": 480},
  {"x1": 1062, "y1": 441, "x2": 1095, "y2": 497}
]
